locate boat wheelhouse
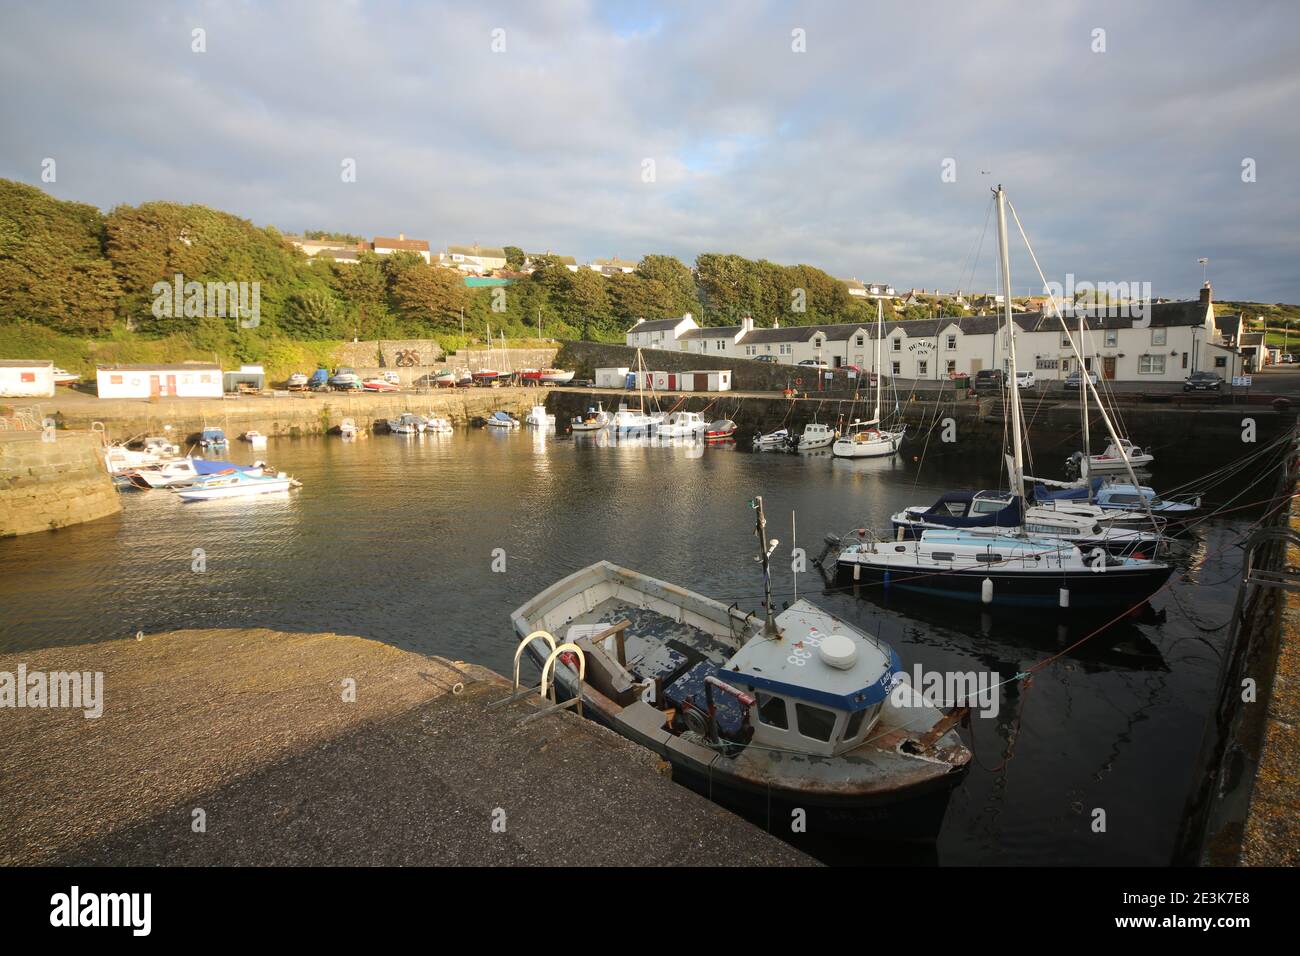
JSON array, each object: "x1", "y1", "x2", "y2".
[
  {"x1": 793, "y1": 422, "x2": 836, "y2": 451},
  {"x1": 199, "y1": 427, "x2": 228, "y2": 450}
]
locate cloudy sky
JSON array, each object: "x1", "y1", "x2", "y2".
[{"x1": 3, "y1": 1, "x2": 1298, "y2": 301}]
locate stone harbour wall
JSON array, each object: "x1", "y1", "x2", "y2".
[{"x1": 0, "y1": 431, "x2": 122, "y2": 537}]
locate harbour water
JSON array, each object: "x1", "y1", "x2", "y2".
[{"x1": 0, "y1": 427, "x2": 1276, "y2": 865}]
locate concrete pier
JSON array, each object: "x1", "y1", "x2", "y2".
[
  {"x1": 0, "y1": 430, "x2": 121, "y2": 537},
  {"x1": 0, "y1": 629, "x2": 813, "y2": 866}
]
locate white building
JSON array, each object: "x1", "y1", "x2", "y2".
[
  {"x1": 96, "y1": 363, "x2": 223, "y2": 399},
  {"x1": 625, "y1": 314, "x2": 699, "y2": 349},
  {"x1": 438, "y1": 244, "x2": 506, "y2": 272},
  {"x1": 285, "y1": 236, "x2": 368, "y2": 260},
  {"x1": 373, "y1": 235, "x2": 432, "y2": 263},
  {"x1": 0, "y1": 360, "x2": 55, "y2": 398},
  {"x1": 631, "y1": 286, "x2": 1242, "y2": 384},
  {"x1": 588, "y1": 257, "x2": 638, "y2": 275}
]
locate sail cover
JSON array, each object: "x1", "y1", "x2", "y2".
[
  {"x1": 1033, "y1": 477, "x2": 1104, "y2": 501},
  {"x1": 921, "y1": 491, "x2": 1023, "y2": 528}
]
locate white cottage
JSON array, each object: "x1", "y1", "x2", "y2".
[
  {"x1": 0, "y1": 360, "x2": 56, "y2": 398},
  {"x1": 96, "y1": 363, "x2": 223, "y2": 399}
]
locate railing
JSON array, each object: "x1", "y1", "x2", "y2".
[{"x1": 489, "y1": 629, "x2": 588, "y2": 727}]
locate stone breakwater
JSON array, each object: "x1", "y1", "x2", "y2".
[{"x1": 0, "y1": 430, "x2": 121, "y2": 537}]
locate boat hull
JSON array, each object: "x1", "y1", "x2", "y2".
[
  {"x1": 836, "y1": 558, "x2": 1173, "y2": 609},
  {"x1": 177, "y1": 479, "x2": 292, "y2": 500}
]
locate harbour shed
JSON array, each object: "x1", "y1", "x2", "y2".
[
  {"x1": 594, "y1": 367, "x2": 631, "y2": 388},
  {"x1": 95, "y1": 363, "x2": 223, "y2": 399},
  {"x1": 0, "y1": 360, "x2": 56, "y2": 398}
]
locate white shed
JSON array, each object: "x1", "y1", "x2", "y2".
[
  {"x1": 594, "y1": 367, "x2": 631, "y2": 388},
  {"x1": 96, "y1": 363, "x2": 223, "y2": 399},
  {"x1": 678, "y1": 370, "x2": 732, "y2": 392},
  {"x1": 0, "y1": 360, "x2": 56, "y2": 398}
]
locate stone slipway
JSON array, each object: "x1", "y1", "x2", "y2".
[{"x1": 0, "y1": 629, "x2": 812, "y2": 866}]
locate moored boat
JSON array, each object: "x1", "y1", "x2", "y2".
[
  {"x1": 507, "y1": 498, "x2": 971, "y2": 838},
  {"x1": 422, "y1": 415, "x2": 454, "y2": 434},
  {"x1": 199, "y1": 427, "x2": 228, "y2": 450},
  {"x1": 654, "y1": 410, "x2": 706, "y2": 438},
  {"x1": 752, "y1": 427, "x2": 790, "y2": 450},
  {"x1": 387, "y1": 413, "x2": 424, "y2": 435},
  {"x1": 339, "y1": 418, "x2": 358, "y2": 439},
  {"x1": 524, "y1": 405, "x2": 556, "y2": 427},
  {"x1": 792, "y1": 422, "x2": 836, "y2": 451},
  {"x1": 485, "y1": 410, "x2": 519, "y2": 428},
  {"x1": 241, "y1": 430, "x2": 268, "y2": 448},
  {"x1": 174, "y1": 469, "x2": 299, "y2": 501},
  {"x1": 571, "y1": 404, "x2": 611, "y2": 432},
  {"x1": 1069, "y1": 439, "x2": 1155, "y2": 476},
  {"x1": 704, "y1": 419, "x2": 737, "y2": 442}
]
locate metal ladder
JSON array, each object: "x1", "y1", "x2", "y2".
[{"x1": 489, "y1": 630, "x2": 587, "y2": 727}]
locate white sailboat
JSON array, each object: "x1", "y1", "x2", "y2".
[{"x1": 833, "y1": 301, "x2": 905, "y2": 458}]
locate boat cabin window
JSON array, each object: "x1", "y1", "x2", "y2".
[
  {"x1": 975, "y1": 553, "x2": 1003, "y2": 563},
  {"x1": 972, "y1": 501, "x2": 1005, "y2": 514},
  {"x1": 757, "y1": 692, "x2": 788, "y2": 730},
  {"x1": 929, "y1": 551, "x2": 955, "y2": 562},
  {"x1": 795, "y1": 703, "x2": 837, "y2": 742},
  {"x1": 1110, "y1": 493, "x2": 1141, "y2": 504},
  {"x1": 844, "y1": 707, "x2": 867, "y2": 740}
]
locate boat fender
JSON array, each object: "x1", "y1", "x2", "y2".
[
  {"x1": 854, "y1": 563, "x2": 862, "y2": 582},
  {"x1": 981, "y1": 577, "x2": 994, "y2": 604},
  {"x1": 1059, "y1": 587, "x2": 1069, "y2": 609}
]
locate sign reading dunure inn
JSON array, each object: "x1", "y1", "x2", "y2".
[{"x1": 907, "y1": 340, "x2": 935, "y2": 354}]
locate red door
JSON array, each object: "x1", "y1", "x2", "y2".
[
  {"x1": 695, "y1": 373, "x2": 709, "y2": 391},
  {"x1": 166, "y1": 374, "x2": 177, "y2": 396}
]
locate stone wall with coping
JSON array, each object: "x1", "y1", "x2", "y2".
[{"x1": 0, "y1": 431, "x2": 122, "y2": 537}]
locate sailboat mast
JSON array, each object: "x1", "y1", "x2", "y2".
[
  {"x1": 751, "y1": 496, "x2": 780, "y2": 638},
  {"x1": 1080, "y1": 310, "x2": 1091, "y2": 478},
  {"x1": 873, "y1": 300, "x2": 883, "y2": 422},
  {"x1": 996, "y1": 186, "x2": 1026, "y2": 498}
]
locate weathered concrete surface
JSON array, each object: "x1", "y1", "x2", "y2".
[
  {"x1": 0, "y1": 430, "x2": 121, "y2": 537},
  {"x1": 0, "y1": 629, "x2": 813, "y2": 867},
  {"x1": 1239, "y1": 509, "x2": 1300, "y2": 866}
]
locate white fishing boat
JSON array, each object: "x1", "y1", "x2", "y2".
[
  {"x1": 339, "y1": 418, "x2": 359, "y2": 439},
  {"x1": 1070, "y1": 439, "x2": 1155, "y2": 475},
  {"x1": 506, "y1": 497, "x2": 971, "y2": 838},
  {"x1": 654, "y1": 410, "x2": 706, "y2": 438},
  {"x1": 571, "y1": 404, "x2": 611, "y2": 432},
  {"x1": 142, "y1": 435, "x2": 180, "y2": 456},
  {"x1": 485, "y1": 411, "x2": 520, "y2": 429},
  {"x1": 287, "y1": 372, "x2": 309, "y2": 390},
  {"x1": 793, "y1": 422, "x2": 837, "y2": 451},
  {"x1": 387, "y1": 413, "x2": 424, "y2": 435},
  {"x1": 174, "y1": 469, "x2": 299, "y2": 501},
  {"x1": 609, "y1": 402, "x2": 657, "y2": 434},
  {"x1": 241, "y1": 430, "x2": 268, "y2": 448},
  {"x1": 103, "y1": 444, "x2": 167, "y2": 476},
  {"x1": 524, "y1": 405, "x2": 556, "y2": 427},
  {"x1": 752, "y1": 428, "x2": 790, "y2": 450},
  {"x1": 422, "y1": 415, "x2": 454, "y2": 434},
  {"x1": 832, "y1": 301, "x2": 905, "y2": 459}
]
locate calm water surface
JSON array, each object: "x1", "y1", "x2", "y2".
[{"x1": 0, "y1": 426, "x2": 1272, "y2": 865}]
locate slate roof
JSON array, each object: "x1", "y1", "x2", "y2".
[{"x1": 627, "y1": 317, "x2": 690, "y2": 334}]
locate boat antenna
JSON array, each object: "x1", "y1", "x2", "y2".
[{"x1": 750, "y1": 496, "x2": 781, "y2": 638}]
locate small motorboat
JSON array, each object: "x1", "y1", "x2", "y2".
[
  {"x1": 142, "y1": 435, "x2": 181, "y2": 457},
  {"x1": 832, "y1": 419, "x2": 905, "y2": 459},
  {"x1": 422, "y1": 416, "x2": 454, "y2": 434},
  {"x1": 655, "y1": 411, "x2": 706, "y2": 438},
  {"x1": 329, "y1": 367, "x2": 363, "y2": 391},
  {"x1": 1068, "y1": 439, "x2": 1154, "y2": 476},
  {"x1": 792, "y1": 422, "x2": 836, "y2": 451},
  {"x1": 128, "y1": 457, "x2": 262, "y2": 490},
  {"x1": 388, "y1": 413, "x2": 425, "y2": 435},
  {"x1": 339, "y1": 418, "x2": 358, "y2": 439},
  {"x1": 287, "y1": 372, "x2": 309, "y2": 391},
  {"x1": 472, "y1": 369, "x2": 502, "y2": 387},
  {"x1": 431, "y1": 369, "x2": 458, "y2": 388},
  {"x1": 704, "y1": 419, "x2": 737, "y2": 442},
  {"x1": 199, "y1": 427, "x2": 228, "y2": 450},
  {"x1": 571, "y1": 404, "x2": 611, "y2": 432},
  {"x1": 509, "y1": 497, "x2": 971, "y2": 838},
  {"x1": 524, "y1": 405, "x2": 556, "y2": 427},
  {"x1": 52, "y1": 367, "x2": 80, "y2": 386},
  {"x1": 456, "y1": 369, "x2": 474, "y2": 387},
  {"x1": 241, "y1": 430, "x2": 268, "y2": 448},
  {"x1": 1094, "y1": 482, "x2": 1200, "y2": 514},
  {"x1": 308, "y1": 368, "x2": 331, "y2": 391},
  {"x1": 174, "y1": 469, "x2": 299, "y2": 501},
  {"x1": 485, "y1": 411, "x2": 520, "y2": 429},
  {"x1": 752, "y1": 428, "x2": 789, "y2": 450},
  {"x1": 362, "y1": 377, "x2": 400, "y2": 393},
  {"x1": 103, "y1": 444, "x2": 167, "y2": 477}
]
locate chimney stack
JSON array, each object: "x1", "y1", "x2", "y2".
[{"x1": 1199, "y1": 281, "x2": 1213, "y2": 305}]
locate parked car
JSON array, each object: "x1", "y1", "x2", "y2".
[
  {"x1": 973, "y1": 369, "x2": 1005, "y2": 392},
  {"x1": 752, "y1": 354, "x2": 779, "y2": 364},
  {"x1": 1184, "y1": 371, "x2": 1224, "y2": 391},
  {"x1": 1005, "y1": 370, "x2": 1036, "y2": 389},
  {"x1": 797, "y1": 358, "x2": 830, "y2": 370},
  {"x1": 1064, "y1": 370, "x2": 1099, "y2": 389}
]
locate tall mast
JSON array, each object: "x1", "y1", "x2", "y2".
[
  {"x1": 1079, "y1": 310, "x2": 1091, "y2": 474},
  {"x1": 873, "y1": 299, "x2": 883, "y2": 423},
  {"x1": 996, "y1": 185, "x2": 1026, "y2": 499},
  {"x1": 751, "y1": 496, "x2": 780, "y2": 638}
]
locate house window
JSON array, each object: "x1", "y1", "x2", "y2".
[
  {"x1": 795, "y1": 703, "x2": 836, "y2": 742},
  {"x1": 1061, "y1": 333, "x2": 1073, "y2": 348},
  {"x1": 856, "y1": 335, "x2": 865, "y2": 346},
  {"x1": 892, "y1": 361, "x2": 901, "y2": 375},
  {"x1": 947, "y1": 334, "x2": 957, "y2": 350},
  {"x1": 918, "y1": 360, "x2": 928, "y2": 376},
  {"x1": 716, "y1": 340, "x2": 726, "y2": 351},
  {"x1": 1105, "y1": 330, "x2": 1117, "y2": 347},
  {"x1": 757, "y1": 693, "x2": 788, "y2": 729},
  {"x1": 891, "y1": 338, "x2": 901, "y2": 351},
  {"x1": 745, "y1": 346, "x2": 756, "y2": 356},
  {"x1": 779, "y1": 344, "x2": 791, "y2": 355},
  {"x1": 700, "y1": 341, "x2": 707, "y2": 352},
  {"x1": 1182, "y1": 352, "x2": 1188, "y2": 369},
  {"x1": 1152, "y1": 328, "x2": 1167, "y2": 346},
  {"x1": 200, "y1": 374, "x2": 212, "y2": 383},
  {"x1": 110, "y1": 375, "x2": 123, "y2": 385},
  {"x1": 946, "y1": 359, "x2": 957, "y2": 374},
  {"x1": 1215, "y1": 356, "x2": 1227, "y2": 368},
  {"x1": 1035, "y1": 357, "x2": 1057, "y2": 370},
  {"x1": 1138, "y1": 354, "x2": 1166, "y2": 374}
]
